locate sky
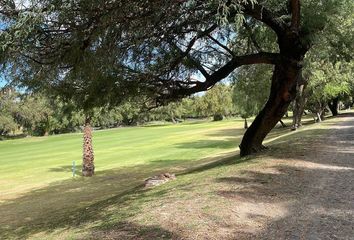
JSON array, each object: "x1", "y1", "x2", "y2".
[
  {"x1": 0, "y1": 75, "x2": 7, "y2": 88},
  {"x1": 1, "y1": 16, "x2": 7, "y2": 88}
]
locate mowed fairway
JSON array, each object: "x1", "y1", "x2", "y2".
[
  {"x1": 0, "y1": 119, "x2": 245, "y2": 201},
  {"x1": 0, "y1": 117, "x2": 301, "y2": 239}
]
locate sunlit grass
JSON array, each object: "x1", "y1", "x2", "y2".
[{"x1": 0, "y1": 115, "x2": 322, "y2": 239}]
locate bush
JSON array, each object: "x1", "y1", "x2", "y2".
[{"x1": 213, "y1": 114, "x2": 223, "y2": 121}]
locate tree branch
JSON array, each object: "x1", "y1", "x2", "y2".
[
  {"x1": 239, "y1": 2, "x2": 285, "y2": 36},
  {"x1": 290, "y1": 0, "x2": 300, "y2": 32},
  {"x1": 169, "y1": 41, "x2": 209, "y2": 78},
  {"x1": 159, "y1": 52, "x2": 280, "y2": 100},
  {"x1": 207, "y1": 34, "x2": 235, "y2": 56},
  {"x1": 205, "y1": 52, "x2": 279, "y2": 88},
  {"x1": 167, "y1": 25, "x2": 217, "y2": 78}
]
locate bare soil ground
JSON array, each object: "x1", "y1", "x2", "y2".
[{"x1": 238, "y1": 113, "x2": 354, "y2": 239}]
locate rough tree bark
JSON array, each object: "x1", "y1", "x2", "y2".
[
  {"x1": 239, "y1": 0, "x2": 309, "y2": 156},
  {"x1": 82, "y1": 115, "x2": 95, "y2": 176},
  {"x1": 328, "y1": 97, "x2": 339, "y2": 116},
  {"x1": 240, "y1": 60, "x2": 303, "y2": 156}
]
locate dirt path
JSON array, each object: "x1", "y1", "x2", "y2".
[{"x1": 234, "y1": 114, "x2": 354, "y2": 239}]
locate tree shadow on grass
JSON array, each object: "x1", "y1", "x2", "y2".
[
  {"x1": 0, "y1": 164, "x2": 178, "y2": 239},
  {"x1": 49, "y1": 165, "x2": 74, "y2": 172},
  {"x1": 87, "y1": 221, "x2": 181, "y2": 240},
  {"x1": 0, "y1": 151, "x2": 248, "y2": 239},
  {"x1": 206, "y1": 128, "x2": 246, "y2": 138},
  {"x1": 174, "y1": 138, "x2": 239, "y2": 149},
  {"x1": 0, "y1": 134, "x2": 27, "y2": 141}
]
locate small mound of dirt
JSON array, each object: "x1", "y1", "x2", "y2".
[{"x1": 144, "y1": 173, "x2": 176, "y2": 188}]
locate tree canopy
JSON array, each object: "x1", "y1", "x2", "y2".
[{"x1": 1, "y1": 0, "x2": 353, "y2": 156}]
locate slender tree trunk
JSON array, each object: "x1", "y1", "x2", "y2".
[
  {"x1": 240, "y1": 61, "x2": 302, "y2": 156},
  {"x1": 244, "y1": 118, "x2": 248, "y2": 129},
  {"x1": 316, "y1": 112, "x2": 322, "y2": 122},
  {"x1": 292, "y1": 75, "x2": 308, "y2": 130},
  {"x1": 328, "y1": 97, "x2": 339, "y2": 116},
  {"x1": 279, "y1": 120, "x2": 287, "y2": 127},
  {"x1": 82, "y1": 116, "x2": 95, "y2": 177},
  {"x1": 320, "y1": 109, "x2": 325, "y2": 120},
  {"x1": 171, "y1": 112, "x2": 177, "y2": 124}
]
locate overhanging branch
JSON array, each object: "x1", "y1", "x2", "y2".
[
  {"x1": 239, "y1": 2, "x2": 285, "y2": 36},
  {"x1": 159, "y1": 52, "x2": 280, "y2": 100}
]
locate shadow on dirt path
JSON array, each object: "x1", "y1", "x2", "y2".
[{"x1": 218, "y1": 113, "x2": 354, "y2": 239}]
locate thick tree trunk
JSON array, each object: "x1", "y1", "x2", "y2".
[
  {"x1": 292, "y1": 75, "x2": 308, "y2": 130},
  {"x1": 82, "y1": 116, "x2": 95, "y2": 177},
  {"x1": 238, "y1": 18, "x2": 310, "y2": 157},
  {"x1": 328, "y1": 97, "x2": 339, "y2": 116},
  {"x1": 240, "y1": 61, "x2": 302, "y2": 156}
]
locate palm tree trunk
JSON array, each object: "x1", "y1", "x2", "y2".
[{"x1": 82, "y1": 116, "x2": 94, "y2": 177}]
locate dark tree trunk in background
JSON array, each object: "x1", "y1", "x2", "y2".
[
  {"x1": 82, "y1": 116, "x2": 95, "y2": 176},
  {"x1": 244, "y1": 118, "x2": 248, "y2": 129},
  {"x1": 292, "y1": 74, "x2": 308, "y2": 130},
  {"x1": 328, "y1": 97, "x2": 339, "y2": 116}
]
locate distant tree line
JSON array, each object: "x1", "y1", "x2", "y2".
[
  {"x1": 2, "y1": 69, "x2": 353, "y2": 138},
  {"x1": 0, "y1": 84, "x2": 236, "y2": 137}
]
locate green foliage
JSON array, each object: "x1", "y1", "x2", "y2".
[
  {"x1": 0, "y1": 114, "x2": 17, "y2": 135},
  {"x1": 199, "y1": 84, "x2": 234, "y2": 118},
  {"x1": 232, "y1": 65, "x2": 272, "y2": 119},
  {"x1": 303, "y1": 0, "x2": 354, "y2": 114},
  {"x1": 0, "y1": 88, "x2": 19, "y2": 134},
  {"x1": 1, "y1": 0, "x2": 353, "y2": 135}
]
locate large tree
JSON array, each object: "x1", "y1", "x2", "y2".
[{"x1": 1, "y1": 0, "x2": 350, "y2": 156}]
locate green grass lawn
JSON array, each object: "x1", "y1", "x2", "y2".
[
  {"x1": 0, "y1": 116, "x2": 317, "y2": 239},
  {"x1": 0, "y1": 119, "x2": 245, "y2": 200}
]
